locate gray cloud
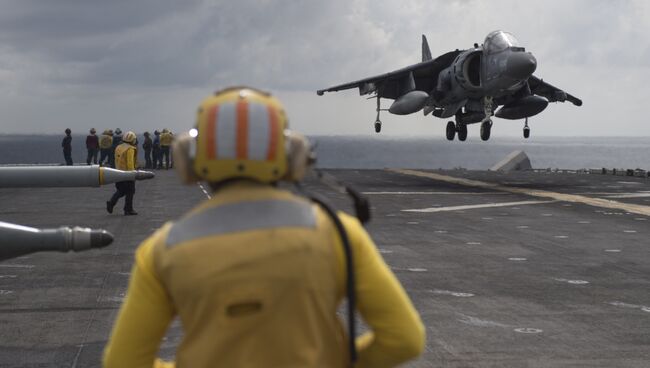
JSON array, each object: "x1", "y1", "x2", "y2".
[{"x1": 0, "y1": 0, "x2": 649, "y2": 136}]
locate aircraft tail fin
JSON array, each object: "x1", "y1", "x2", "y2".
[{"x1": 422, "y1": 35, "x2": 432, "y2": 62}]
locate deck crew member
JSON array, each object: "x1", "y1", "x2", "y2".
[
  {"x1": 98, "y1": 130, "x2": 113, "y2": 167},
  {"x1": 62, "y1": 128, "x2": 73, "y2": 166},
  {"x1": 109, "y1": 128, "x2": 123, "y2": 168},
  {"x1": 103, "y1": 87, "x2": 425, "y2": 368},
  {"x1": 142, "y1": 131, "x2": 153, "y2": 169},
  {"x1": 159, "y1": 128, "x2": 173, "y2": 169},
  {"x1": 106, "y1": 131, "x2": 138, "y2": 216},
  {"x1": 86, "y1": 128, "x2": 99, "y2": 165}
]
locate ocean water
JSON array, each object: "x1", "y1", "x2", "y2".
[{"x1": 0, "y1": 134, "x2": 649, "y2": 170}]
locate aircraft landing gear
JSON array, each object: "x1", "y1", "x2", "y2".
[
  {"x1": 446, "y1": 121, "x2": 456, "y2": 141},
  {"x1": 374, "y1": 96, "x2": 382, "y2": 133},
  {"x1": 480, "y1": 120, "x2": 492, "y2": 141},
  {"x1": 457, "y1": 123, "x2": 467, "y2": 141},
  {"x1": 523, "y1": 118, "x2": 530, "y2": 139}
]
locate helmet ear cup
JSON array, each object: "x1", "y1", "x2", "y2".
[
  {"x1": 173, "y1": 133, "x2": 201, "y2": 184},
  {"x1": 284, "y1": 131, "x2": 315, "y2": 182}
]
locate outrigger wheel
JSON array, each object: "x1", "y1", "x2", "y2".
[
  {"x1": 374, "y1": 120, "x2": 382, "y2": 133},
  {"x1": 523, "y1": 118, "x2": 530, "y2": 139},
  {"x1": 446, "y1": 121, "x2": 456, "y2": 141}
]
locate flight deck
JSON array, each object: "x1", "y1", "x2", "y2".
[{"x1": 0, "y1": 169, "x2": 649, "y2": 367}]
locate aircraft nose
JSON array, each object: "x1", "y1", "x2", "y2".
[{"x1": 505, "y1": 52, "x2": 537, "y2": 80}]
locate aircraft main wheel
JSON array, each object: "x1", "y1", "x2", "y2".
[
  {"x1": 523, "y1": 126, "x2": 530, "y2": 139},
  {"x1": 374, "y1": 121, "x2": 382, "y2": 133},
  {"x1": 480, "y1": 120, "x2": 492, "y2": 141},
  {"x1": 446, "y1": 121, "x2": 456, "y2": 141},
  {"x1": 457, "y1": 123, "x2": 468, "y2": 141}
]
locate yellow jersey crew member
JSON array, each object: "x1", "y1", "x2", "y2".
[
  {"x1": 159, "y1": 128, "x2": 173, "y2": 169},
  {"x1": 106, "y1": 131, "x2": 138, "y2": 216},
  {"x1": 103, "y1": 87, "x2": 425, "y2": 368}
]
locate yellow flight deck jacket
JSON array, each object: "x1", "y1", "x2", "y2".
[
  {"x1": 99, "y1": 134, "x2": 113, "y2": 150},
  {"x1": 103, "y1": 181, "x2": 425, "y2": 368},
  {"x1": 115, "y1": 143, "x2": 136, "y2": 171},
  {"x1": 160, "y1": 132, "x2": 173, "y2": 147}
]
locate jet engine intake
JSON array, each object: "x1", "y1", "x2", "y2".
[
  {"x1": 495, "y1": 95, "x2": 548, "y2": 120},
  {"x1": 389, "y1": 90, "x2": 429, "y2": 115}
]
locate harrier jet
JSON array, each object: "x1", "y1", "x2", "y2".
[{"x1": 317, "y1": 30, "x2": 582, "y2": 141}]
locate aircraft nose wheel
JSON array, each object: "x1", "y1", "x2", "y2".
[
  {"x1": 374, "y1": 120, "x2": 382, "y2": 133},
  {"x1": 446, "y1": 121, "x2": 456, "y2": 141},
  {"x1": 480, "y1": 120, "x2": 492, "y2": 141}
]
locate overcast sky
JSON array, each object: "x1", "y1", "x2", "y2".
[{"x1": 0, "y1": 0, "x2": 649, "y2": 137}]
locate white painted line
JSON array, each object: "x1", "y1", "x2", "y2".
[
  {"x1": 458, "y1": 314, "x2": 511, "y2": 328},
  {"x1": 197, "y1": 183, "x2": 212, "y2": 199},
  {"x1": 407, "y1": 221, "x2": 419, "y2": 225},
  {"x1": 578, "y1": 221, "x2": 591, "y2": 224},
  {"x1": 434, "y1": 230, "x2": 448, "y2": 233},
  {"x1": 466, "y1": 242, "x2": 481, "y2": 245},
  {"x1": 0, "y1": 275, "x2": 17, "y2": 279},
  {"x1": 514, "y1": 328, "x2": 543, "y2": 334},
  {"x1": 623, "y1": 230, "x2": 637, "y2": 233},
  {"x1": 402, "y1": 200, "x2": 554, "y2": 213},
  {"x1": 378, "y1": 249, "x2": 393, "y2": 254},
  {"x1": 509, "y1": 257, "x2": 527, "y2": 261},
  {"x1": 0, "y1": 264, "x2": 34, "y2": 269},
  {"x1": 430, "y1": 289, "x2": 475, "y2": 297},
  {"x1": 516, "y1": 225, "x2": 529, "y2": 229},
  {"x1": 616, "y1": 181, "x2": 643, "y2": 185},
  {"x1": 362, "y1": 191, "x2": 508, "y2": 195},
  {"x1": 541, "y1": 213, "x2": 553, "y2": 217},
  {"x1": 392, "y1": 267, "x2": 428, "y2": 272},
  {"x1": 604, "y1": 249, "x2": 621, "y2": 253},
  {"x1": 608, "y1": 301, "x2": 650, "y2": 313},
  {"x1": 554, "y1": 235, "x2": 569, "y2": 239},
  {"x1": 555, "y1": 278, "x2": 589, "y2": 285},
  {"x1": 408, "y1": 268, "x2": 428, "y2": 272},
  {"x1": 481, "y1": 217, "x2": 493, "y2": 220},
  {"x1": 604, "y1": 193, "x2": 650, "y2": 199},
  {"x1": 389, "y1": 169, "x2": 650, "y2": 217},
  {"x1": 634, "y1": 218, "x2": 647, "y2": 221},
  {"x1": 0, "y1": 290, "x2": 14, "y2": 295}
]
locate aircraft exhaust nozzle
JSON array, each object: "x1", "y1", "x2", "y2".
[
  {"x1": 505, "y1": 52, "x2": 537, "y2": 80},
  {"x1": 388, "y1": 90, "x2": 429, "y2": 115},
  {"x1": 0, "y1": 165, "x2": 156, "y2": 188},
  {"x1": 0, "y1": 221, "x2": 114, "y2": 261}
]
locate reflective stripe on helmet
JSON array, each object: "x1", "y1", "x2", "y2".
[
  {"x1": 166, "y1": 199, "x2": 316, "y2": 247},
  {"x1": 216, "y1": 103, "x2": 237, "y2": 158},
  {"x1": 211, "y1": 102, "x2": 279, "y2": 162},
  {"x1": 247, "y1": 101, "x2": 271, "y2": 161}
]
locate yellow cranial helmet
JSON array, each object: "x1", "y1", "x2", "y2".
[
  {"x1": 122, "y1": 131, "x2": 137, "y2": 144},
  {"x1": 174, "y1": 86, "x2": 313, "y2": 185}
]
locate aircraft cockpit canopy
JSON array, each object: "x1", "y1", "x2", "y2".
[{"x1": 484, "y1": 31, "x2": 521, "y2": 54}]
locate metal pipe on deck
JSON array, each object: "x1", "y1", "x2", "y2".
[{"x1": 0, "y1": 165, "x2": 155, "y2": 188}]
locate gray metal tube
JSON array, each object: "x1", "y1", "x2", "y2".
[
  {"x1": 0, "y1": 221, "x2": 113, "y2": 261},
  {"x1": 0, "y1": 165, "x2": 155, "y2": 188}
]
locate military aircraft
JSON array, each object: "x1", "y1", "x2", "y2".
[{"x1": 317, "y1": 30, "x2": 582, "y2": 141}]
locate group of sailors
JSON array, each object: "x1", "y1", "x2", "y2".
[{"x1": 62, "y1": 128, "x2": 174, "y2": 169}]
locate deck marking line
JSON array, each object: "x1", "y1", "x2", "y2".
[
  {"x1": 403, "y1": 200, "x2": 553, "y2": 213},
  {"x1": 362, "y1": 191, "x2": 508, "y2": 195},
  {"x1": 390, "y1": 169, "x2": 650, "y2": 217}
]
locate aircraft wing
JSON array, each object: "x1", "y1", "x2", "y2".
[
  {"x1": 528, "y1": 75, "x2": 582, "y2": 106},
  {"x1": 317, "y1": 50, "x2": 461, "y2": 100}
]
